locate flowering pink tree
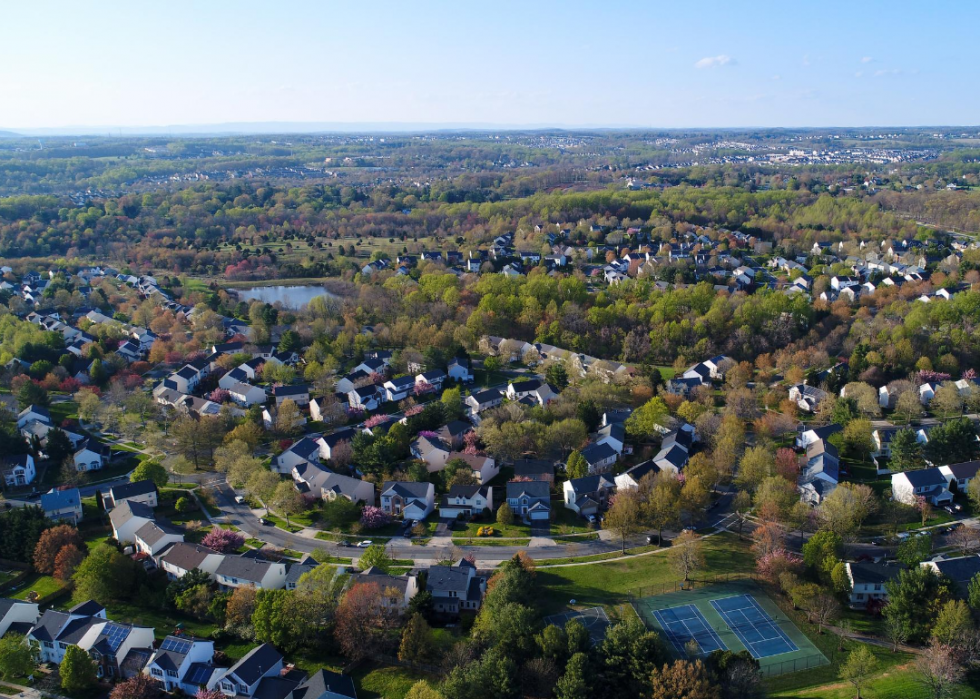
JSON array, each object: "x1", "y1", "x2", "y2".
[
  {"x1": 462, "y1": 431, "x2": 481, "y2": 455},
  {"x1": 404, "y1": 405, "x2": 424, "y2": 417},
  {"x1": 414, "y1": 381, "x2": 433, "y2": 396},
  {"x1": 360, "y1": 506, "x2": 392, "y2": 530},
  {"x1": 201, "y1": 528, "x2": 245, "y2": 553},
  {"x1": 756, "y1": 549, "x2": 802, "y2": 583},
  {"x1": 963, "y1": 369, "x2": 978, "y2": 381},
  {"x1": 208, "y1": 388, "x2": 231, "y2": 403},
  {"x1": 918, "y1": 369, "x2": 952, "y2": 383},
  {"x1": 364, "y1": 414, "x2": 389, "y2": 430},
  {"x1": 197, "y1": 688, "x2": 225, "y2": 699},
  {"x1": 369, "y1": 371, "x2": 385, "y2": 385},
  {"x1": 417, "y1": 430, "x2": 439, "y2": 439}
]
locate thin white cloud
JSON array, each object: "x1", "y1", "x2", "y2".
[
  {"x1": 772, "y1": 75, "x2": 782, "y2": 81},
  {"x1": 861, "y1": 56, "x2": 874, "y2": 63},
  {"x1": 855, "y1": 71, "x2": 864, "y2": 78},
  {"x1": 874, "y1": 68, "x2": 902, "y2": 77},
  {"x1": 695, "y1": 54, "x2": 734, "y2": 69}
]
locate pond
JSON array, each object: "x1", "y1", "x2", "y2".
[{"x1": 235, "y1": 284, "x2": 337, "y2": 309}]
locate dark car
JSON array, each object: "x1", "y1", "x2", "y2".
[
  {"x1": 337, "y1": 540, "x2": 352, "y2": 547},
  {"x1": 260, "y1": 518, "x2": 273, "y2": 526},
  {"x1": 646, "y1": 534, "x2": 660, "y2": 545}
]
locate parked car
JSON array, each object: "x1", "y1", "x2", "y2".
[
  {"x1": 338, "y1": 540, "x2": 352, "y2": 547},
  {"x1": 646, "y1": 534, "x2": 660, "y2": 545},
  {"x1": 356, "y1": 540, "x2": 373, "y2": 548},
  {"x1": 234, "y1": 495, "x2": 245, "y2": 504}
]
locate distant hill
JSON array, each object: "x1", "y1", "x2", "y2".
[{"x1": 0, "y1": 130, "x2": 22, "y2": 138}]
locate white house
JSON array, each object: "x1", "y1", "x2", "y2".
[
  {"x1": 789, "y1": 384, "x2": 829, "y2": 413},
  {"x1": 426, "y1": 559, "x2": 486, "y2": 616},
  {"x1": 210, "y1": 643, "x2": 283, "y2": 697},
  {"x1": 104, "y1": 480, "x2": 159, "y2": 510},
  {"x1": 844, "y1": 562, "x2": 902, "y2": 609},
  {"x1": 109, "y1": 500, "x2": 156, "y2": 544},
  {"x1": 73, "y1": 442, "x2": 109, "y2": 472},
  {"x1": 348, "y1": 385, "x2": 383, "y2": 412},
  {"x1": 438, "y1": 484, "x2": 493, "y2": 519},
  {"x1": 159, "y1": 543, "x2": 225, "y2": 580},
  {"x1": 446, "y1": 452, "x2": 498, "y2": 484},
  {"x1": 615, "y1": 461, "x2": 661, "y2": 490},
  {"x1": 940, "y1": 461, "x2": 980, "y2": 492},
  {"x1": 134, "y1": 521, "x2": 185, "y2": 558},
  {"x1": 214, "y1": 556, "x2": 287, "y2": 591},
  {"x1": 380, "y1": 481, "x2": 435, "y2": 520},
  {"x1": 580, "y1": 442, "x2": 619, "y2": 474},
  {"x1": 40, "y1": 488, "x2": 83, "y2": 524},
  {"x1": 891, "y1": 468, "x2": 954, "y2": 506},
  {"x1": 228, "y1": 382, "x2": 267, "y2": 407},
  {"x1": 563, "y1": 474, "x2": 616, "y2": 517},
  {"x1": 796, "y1": 423, "x2": 842, "y2": 449},
  {"x1": 919, "y1": 382, "x2": 940, "y2": 405},
  {"x1": 448, "y1": 357, "x2": 473, "y2": 383},
  {"x1": 272, "y1": 384, "x2": 310, "y2": 407},
  {"x1": 411, "y1": 434, "x2": 452, "y2": 471},
  {"x1": 1, "y1": 454, "x2": 36, "y2": 487},
  {"x1": 383, "y1": 376, "x2": 416, "y2": 402},
  {"x1": 0, "y1": 598, "x2": 39, "y2": 638},
  {"x1": 319, "y1": 472, "x2": 376, "y2": 506},
  {"x1": 144, "y1": 635, "x2": 216, "y2": 693}
]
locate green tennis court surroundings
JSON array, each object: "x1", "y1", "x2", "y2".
[{"x1": 632, "y1": 578, "x2": 828, "y2": 677}]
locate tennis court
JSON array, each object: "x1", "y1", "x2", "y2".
[
  {"x1": 651, "y1": 604, "x2": 727, "y2": 655},
  {"x1": 710, "y1": 594, "x2": 798, "y2": 659},
  {"x1": 630, "y1": 578, "x2": 828, "y2": 677}
]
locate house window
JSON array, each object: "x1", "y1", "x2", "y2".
[
  {"x1": 856, "y1": 593, "x2": 864, "y2": 600},
  {"x1": 239, "y1": 685, "x2": 248, "y2": 694},
  {"x1": 166, "y1": 670, "x2": 178, "y2": 678},
  {"x1": 43, "y1": 641, "x2": 53, "y2": 648},
  {"x1": 152, "y1": 669, "x2": 163, "y2": 677}
]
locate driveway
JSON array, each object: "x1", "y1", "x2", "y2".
[
  {"x1": 530, "y1": 519, "x2": 551, "y2": 537},
  {"x1": 434, "y1": 518, "x2": 454, "y2": 537}
]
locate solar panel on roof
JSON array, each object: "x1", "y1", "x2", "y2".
[
  {"x1": 102, "y1": 623, "x2": 130, "y2": 652},
  {"x1": 186, "y1": 664, "x2": 213, "y2": 685},
  {"x1": 161, "y1": 637, "x2": 193, "y2": 654}
]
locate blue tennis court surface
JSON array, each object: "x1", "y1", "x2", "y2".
[
  {"x1": 710, "y1": 594, "x2": 798, "y2": 659},
  {"x1": 651, "y1": 603, "x2": 727, "y2": 655}
]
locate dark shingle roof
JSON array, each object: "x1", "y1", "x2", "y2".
[
  {"x1": 289, "y1": 669, "x2": 358, "y2": 699},
  {"x1": 109, "y1": 479, "x2": 158, "y2": 502},
  {"x1": 227, "y1": 643, "x2": 283, "y2": 686}
]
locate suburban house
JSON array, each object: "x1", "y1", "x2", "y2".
[
  {"x1": 798, "y1": 440, "x2": 840, "y2": 505},
  {"x1": 273, "y1": 384, "x2": 310, "y2": 407},
  {"x1": 319, "y1": 473, "x2": 376, "y2": 505},
  {"x1": 789, "y1": 384, "x2": 829, "y2": 412},
  {"x1": 383, "y1": 376, "x2": 416, "y2": 402},
  {"x1": 40, "y1": 487, "x2": 83, "y2": 523},
  {"x1": 350, "y1": 568, "x2": 420, "y2": 611},
  {"x1": 348, "y1": 385, "x2": 383, "y2": 412},
  {"x1": 506, "y1": 481, "x2": 551, "y2": 521},
  {"x1": 512, "y1": 459, "x2": 555, "y2": 483},
  {"x1": 891, "y1": 468, "x2": 954, "y2": 507},
  {"x1": 580, "y1": 441, "x2": 619, "y2": 474},
  {"x1": 506, "y1": 379, "x2": 546, "y2": 401},
  {"x1": 411, "y1": 434, "x2": 452, "y2": 471},
  {"x1": 104, "y1": 480, "x2": 159, "y2": 510},
  {"x1": 652, "y1": 443, "x2": 689, "y2": 474},
  {"x1": 211, "y1": 643, "x2": 284, "y2": 697},
  {"x1": 446, "y1": 452, "x2": 498, "y2": 484},
  {"x1": 939, "y1": 461, "x2": 980, "y2": 492},
  {"x1": 380, "y1": 481, "x2": 436, "y2": 520},
  {"x1": 437, "y1": 420, "x2": 472, "y2": 449},
  {"x1": 447, "y1": 357, "x2": 474, "y2": 383},
  {"x1": 563, "y1": 474, "x2": 616, "y2": 517},
  {"x1": 1, "y1": 454, "x2": 36, "y2": 487},
  {"x1": 275, "y1": 437, "x2": 324, "y2": 474},
  {"x1": 427, "y1": 559, "x2": 486, "y2": 616},
  {"x1": 415, "y1": 369, "x2": 446, "y2": 392},
  {"x1": 73, "y1": 440, "x2": 111, "y2": 472},
  {"x1": 922, "y1": 555, "x2": 980, "y2": 597},
  {"x1": 615, "y1": 461, "x2": 661, "y2": 490},
  {"x1": 596, "y1": 421, "x2": 626, "y2": 455},
  {"x1": 317, "y1": 429, "x2": 356, "y2": 463},
  {"x1": 214, "y1": 555, "x2": 287, "y2": 591},
  {"x1": 110, "y1": 500, "x2": 155, "y2": 544},
  {"x1": 144, "y1": 635, "x2": 216, "y2": 693},
  {"x1": 285, "y1": 557, "x2": 319, "y2": 591},
  {"x1": 289, "y1": 669, "x2": 358, "y2": 699},
  {"x1": 228, "y1": 382, "x2": 267, "y2": 407},
  {"x1": 17, "y1": 405, "x2": 51, "y2": 429},
  {"x1": 28, "y1": 602, "x2": 155, "y2": 678},
  {"x1": 438, "y1": 484, "x2": 493, "y2": 519},
  {"x1": 465, "y1": 388, "x2": 503, "y2": 417},
  {"x1": 134, "y1": 521, "x2": 185, "y2": 558},
  {"x1": 0, "y1": 598, "x2": 39, "y2": 638},
  {"x1": 682, "y1": 355, "x2": 731, "y2": 382},
  {"x1": 796, "y1": 423, "x2": 842, "y2": 449},
  {"x1": 159, "y1": 543, "x2": 225, "y2": 581},
  {"x1": 845, "y1": 562, "x2": 902, "y2": 609}
]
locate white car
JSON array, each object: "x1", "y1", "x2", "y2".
[
  {"x1": 234, "y1": 496, "x2": 245, "y2": 505},
  {"x1": 356, "y1": 540, "x2": 373, "y2": 548}
]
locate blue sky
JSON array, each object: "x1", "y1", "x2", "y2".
[{"x1": 2, "y1": 0, "x2": 977, "y2": 130}]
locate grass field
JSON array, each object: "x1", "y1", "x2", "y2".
[
  {"x1": 774, "y1": 667, "x2": 980, "y2": 699},
  {"x1": 10, "y1": 574, "x2": 65, "y2": 600},
  {"x1": 532, "y1": 532, "x2": 755, "y2": 616}
]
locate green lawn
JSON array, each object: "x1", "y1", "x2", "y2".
[
  {"x1": 453, "y1": 520, "x2": 530, "y2": 538},
  {"x1": 354, "y1": 666, "x2": 430, "y2": 699},
  {"x1": 64, "y1": 593, "x2": 218, "y2": 641},
  {"x1": 9, "y1": 574, "x2": 65, "y2": 600},
  {"x1": 533, "y1": 532, "x2": 754, "y2": 615},
  {"x1": 451, "y1": 537, "x2": 532, "y2": 546},
  {"x1": 771, "y1": 665, "x2": 980, "y2": 699}
]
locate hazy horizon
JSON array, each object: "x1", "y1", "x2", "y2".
[{"x1": 3, "y1": 0, "x2": 978, "y2": 131}]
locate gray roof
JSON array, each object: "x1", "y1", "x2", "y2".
[
  {"x1": 320, "y1": 473, "x2": 371, "y2": 500},
  {"x1": 581, "y1": 442, "x2": 617, "y2": 465},
  {"x1": 848, "y1": 562, "x2": 903, "y2": 586},
  {"x1": 901, "y1": 468, "x2": 948, "y2": 488},
  {"x1": 227, "y1": 642, "x2": 283, "y2": 686},
  {"x1": 135, "y1": 520, "x2": 182, "y2": 546},
  {"x1": 566, "y1": 473, "x2": 616, "y2": 496},
  {"x1": 382, "y1": 481, "x2": 432, "y2": 499},
  {"x1": 426, "y1": 564, "x2": 474, "y2": 594},
  {"x1": 620, "y1": 460, "x2": 660, "y2": 483},
  {"x1": 108, "y1": 479, "x2": 158, "y2": 502},
  {"x1": 285, "y1": 560, "x2": 318, "y2": 586},
  {"x1": 506, "y1": 480, "x2": 550, "y2": 500},
  {"x1": 289, "y1": 669, "x2": 357, "y2": 699},
  {"x1": 159, "y1": 543, "x2": 221, "y2": 571},
  {"x1": 216, "y1": 555, "x2": 279, "y2": 584},
  {"x1": 109, "y1": 500, "x2": 154, "y2": 529},
  {"x1": 40, "y1": 487, "x2": 80, "y2": 513},
  {"x1": 513, "y1": 459, "x2": 554, "y2": 477},
  {"x1": 354, "y1": 567, "x2": 412, "y2": 596}
]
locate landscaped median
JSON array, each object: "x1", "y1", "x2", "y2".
[{"x1": 450, "y1": 537, "x2": 532, "y2": 547}]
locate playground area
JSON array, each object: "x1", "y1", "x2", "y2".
[{"x1": 632, "y1": 578, "x2": 828, "y2": 677}]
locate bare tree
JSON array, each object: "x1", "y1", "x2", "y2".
[
  {"x1": 948, "y1": 526, "x2": 980, "y2": 556},
  {"x1": 915, "y1": 641, "x2": 965, "y2": 699}
]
